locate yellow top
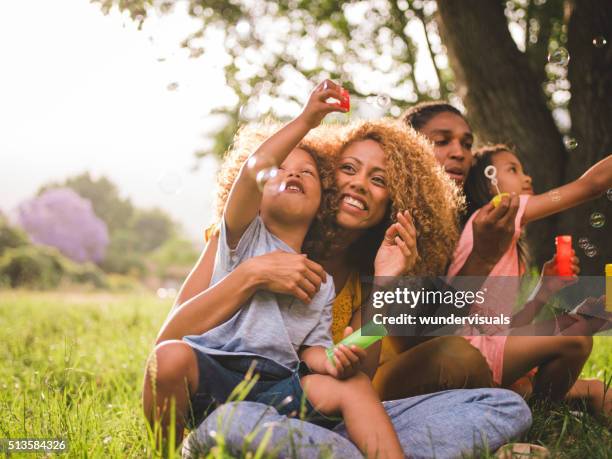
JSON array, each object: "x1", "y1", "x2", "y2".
[
  {"x1": 606, "y1": 264, "x2": 612, "y2": 276},
  {"x1": 204, "y1": 223, "x2": 396, "y2": 360}
]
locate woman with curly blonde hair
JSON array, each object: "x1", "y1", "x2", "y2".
[{"x1": 156, "y1": 81, "x2": 531, "y2": 457}]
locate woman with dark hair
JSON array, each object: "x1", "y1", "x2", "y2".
[{"x1": 150, "y1": 84, "x2": 532, "y2": 457}]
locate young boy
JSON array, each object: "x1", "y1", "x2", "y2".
[{"x1": 145, "y1": 80, "x2": 404, "y2": 458}]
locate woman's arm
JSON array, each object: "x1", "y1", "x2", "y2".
[
  {"x1": 522, "y1": 154, "x2": 612, "y2": 225},
  {"x1": 158, "y1": 243, "x2": 328, "y2": 343},
  {"x1": 170, "y1": 233, "x2": 219, "y2": 314}
]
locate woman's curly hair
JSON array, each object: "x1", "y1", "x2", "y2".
[
  {"x1": 214, "y1": 119, "x2": 341, "y2": 261},
  {"x1": 333, "y1": 118, "x2": 465, "y2": 276}
]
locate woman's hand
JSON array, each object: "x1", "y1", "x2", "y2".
[
  {"x1": 374, "y1": 210, "x2": 418, "y2": 277},
  {"x1": 323, "y1": 327, "x2": 368, "y2": 379},
  {"x1": 242, "y1": 251, "x2": 327, "y2": 303},
  {"x1": 298, "y1": 79, "x2": 349, "y2": 129}
]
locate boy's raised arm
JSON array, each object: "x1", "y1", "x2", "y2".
[{"x1": 224, "y1": 80, "x2": 348, "y2": 247}]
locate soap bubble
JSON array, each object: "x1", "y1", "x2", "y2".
[
  {"x1": 584, "y1": 244, "x2": 598, "y2": 258},
  {"x1": 548, "y1": 190, "x2": 561, "y2": 202},
  {"x1": 578, "y1": 237, "x2": 590, "y2": 249},
  {"x1": 376, "y1": 94, "x2": 391, "y2": 108},
  {"x1": 246, "y1": 154, "x2": 274, "y2": 177},
  {"x1": 158, "y1": 171, "x2": 183, "y2": 194},
  {"x1": 563, "y1": 136, "x2": 578, "y2": 150},
  {"x1": 589, "y1": 212, "x2": 605, "y2": 228},
  {"x1": 166, "y1": 82, "x2": 179, "y2": 91},
  {"x1": 548, "y1": 47, "x2": 570, "y2": 66},
  {"x1": 606, "y1": 188, "x2": 612, "y2": 201},
  {"x1": 255, "y1": 167, "x2": 279, "y2": 191},
  {"x1": 593, "y1": 36, "x2": 607, "y2": 48}
]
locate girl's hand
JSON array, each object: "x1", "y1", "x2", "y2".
[
  {"x1": 539, "y1": 252, "x2": 579, "y2": 296},
  {"x1": 299, "y1": 79, "x2": 349, "y2": 129},
  {"x1": 374, "y1": 210, "x2": 419, "y2": 277},
  {"x1": 242, "y1": 251, "x2": 326, "y2": 303},
  {"x1": 323, "y1": 327, "x2": 368, "y2": 379}
]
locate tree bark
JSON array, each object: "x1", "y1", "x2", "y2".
[
  {"x1": 435, "y1": 0, "x2": 567, "y2": 267},
  {"x1": 559, "y1": 0, "x2": 612, "y2": 275}
]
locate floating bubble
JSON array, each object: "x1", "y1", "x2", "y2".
[
  {"x1": 584, "y1": 244, "x2": 598, "y2": 258},
  {"x1": 156, "y1": 288, "x2": 168, "y2": 299},
  {"x1": 376, "y1": 94, "x2": 391, "y2": 108},
  {"x1": 578, "y1": 237, "x2": 590, "y2": 249},
  {"x1": 593, "y1": 36, "x2": 607, "y2": 48},
  {"x1": 548, "y1": 190, "x2": 561, "y2": 202},
  {"x1": 606, "y1": 188, "x2": 612, "y2": 201},
  {"x1": 563, "y1": 135, "x2": 578, "y2": 150},
  {"x1": 209, "y1": 430, "x2": 217, "y2": 439},
  {"x1": 246, "y1": 154, "x2": 275, "y2": 178},
  {"x1": 158, "y1": 171, "x2": 183, "y2": 194},
  {"x1": 166, "y1": 82, "x2": 179, "y2": 91},
  {"x1": 548, "y1": 47, "x2": 570, "y2": 66},
  {"x1": 255, "y1": 167, "x2": 279, "y2": 191},
  {"x1": 589, "y1": 212, "x2": 605, "y2": 228}
]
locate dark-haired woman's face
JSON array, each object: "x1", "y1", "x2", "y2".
[
  {"x1": 335, "y1": 139, "x2": 390, "y2": 232},
  {"x1": 419, "y1": 112, "x2": 473, "y2": 186}
]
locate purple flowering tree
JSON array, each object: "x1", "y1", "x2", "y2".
[{"x1": 17, "y1": 188, "x2": 110, "y2": 263}]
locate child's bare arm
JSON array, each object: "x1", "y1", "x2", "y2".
[
  {"x1": 224, "y1": 81, "x2": 348, "y2": 247},
  {"x1": 522, "y1": 154, "x2": 612, "y2": 225}
]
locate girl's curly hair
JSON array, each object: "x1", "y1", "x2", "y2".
[
  {"x1": 214, "y1": 119, "x2": 341, "y2": 261},
  {"x1": 334, "y1": 118, "x2": 465, "y2": 275}
]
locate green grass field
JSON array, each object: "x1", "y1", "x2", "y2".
[{"x1": 0, "y1": 291, "x2": 610, "y2": 458}]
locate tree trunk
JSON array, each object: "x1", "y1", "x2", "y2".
[
  {"x1": 435, "y1": 0, "x2": 567, "y2": 267},
  {"x1": 560, "y1": 0, "x2": 612, "y2": 275}
]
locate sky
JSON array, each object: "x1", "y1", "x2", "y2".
[
  {"x1": 0, "y1": 0, "x2": 233, "y2": 241},
  {"x1": 0, "y1": 0, "x2": 447, "y2": 242}
]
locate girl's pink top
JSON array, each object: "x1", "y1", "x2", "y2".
[
  {"x1": 447, "y1": 195, "x2": 531, "y2": 385},
  {"x1": 448, "y1": 195, "x2": 531, "y2": 278}
]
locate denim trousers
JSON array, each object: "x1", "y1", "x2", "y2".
[{"x1": 182, "y1": 388, "x2": 532, "y2": 459}]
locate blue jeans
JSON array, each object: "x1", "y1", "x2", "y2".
[
  {"x1": 187, "y1": 349, "x2": 337, "y2": 429},
  {"x1": 182, "y1": 389, "x2": 532, "y2": 459}
]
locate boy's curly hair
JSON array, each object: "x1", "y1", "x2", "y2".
[
  {"x1": 214, "y1": 119, "x2": 341, "y2": 261},
  {"x1": 334, "y1": 118, "x2": 464, "y2": 275}
]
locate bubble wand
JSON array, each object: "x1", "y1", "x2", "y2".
[{"x1": 484, "y1": 165, "x2": 509, "y2": 207}]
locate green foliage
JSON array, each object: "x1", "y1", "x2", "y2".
[
  {"x1": 36, "y1": 173, "x2": 181, "y2": 275},
  {"x1": 0, "y1": 245, "x2": 111, "y2": 290},
  {"x1": 131, "y1": 208, "x2": 176, "y2": 253},
  {"x1": 148, "y1": 236, "x2": 199, "y2": 279},
  {"x1": 99, "y1": 229, "x2": 148, "y2": 276},
  {"x1": 0, "y1": 217, "x2": 29, "y2": 256},
  {"x1": 0, "y1": 245, "x2": 65, "y2": 289}
]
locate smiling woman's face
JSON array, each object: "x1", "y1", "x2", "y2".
[{"x1": 335, "y1": 139, "x2": 390, "y2": 231}]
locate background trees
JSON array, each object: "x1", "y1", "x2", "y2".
[{"x1": 94, "y1": 0, "x2": 611, "y2": 272}]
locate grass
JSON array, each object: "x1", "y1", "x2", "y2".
[{"x1": 0, "y1": 290, "x2": 610, "y2": 458}]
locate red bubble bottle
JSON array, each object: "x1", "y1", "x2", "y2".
[{"x1": 555, "y1": 235, "x2": 573, "y2": 276}]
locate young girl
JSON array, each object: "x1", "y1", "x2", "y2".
[
  {"x1": 448, "y1": 143, "x2": 612, "y2": 414},
  {"x1": 144, "y1": 81, "x2": 404, "y2": 458}
]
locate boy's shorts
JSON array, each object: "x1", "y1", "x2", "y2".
[{"x1": 186, "y1": 347, "x2": 340, "y2": 430}]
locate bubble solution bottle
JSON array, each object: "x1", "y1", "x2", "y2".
[
  {"x1": 555, "y1": 235, "x2": 573, "y2": 276},
  {"x1": 606, "y1": 264, "x2": 612, "y2": 312},
  {"x1": 326, "y1": 322, "x2": 388, "y2": 363}
]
